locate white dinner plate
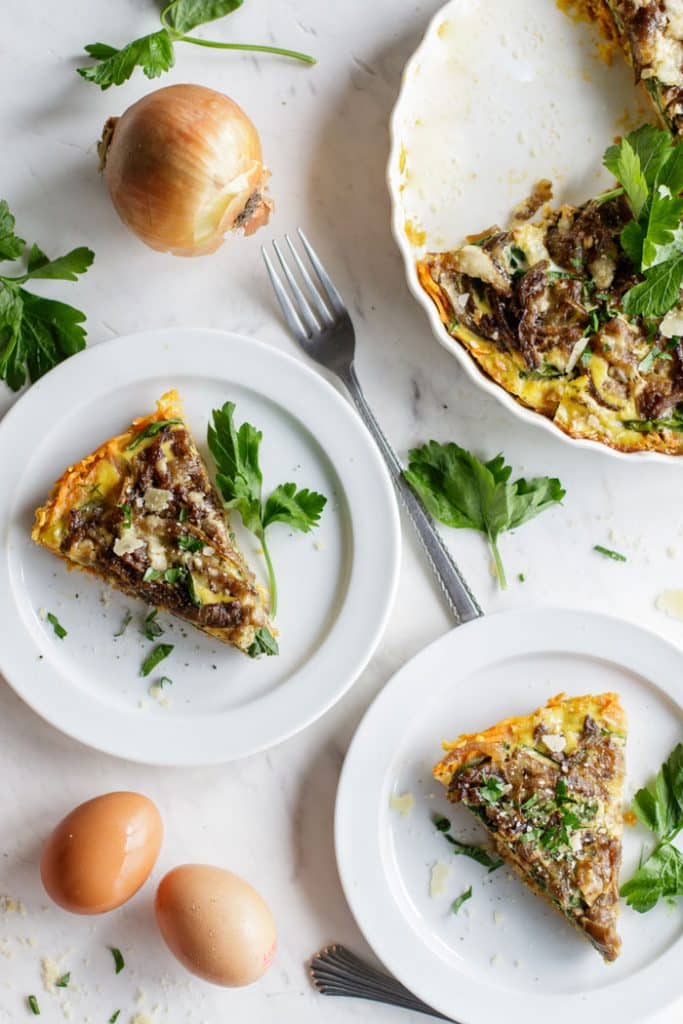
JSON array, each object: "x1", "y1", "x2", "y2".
[
  {"x1": 336, "y1": 609, "x2": 683, "y2": 1024},
  {"x1": 387, "y1": 0, "x2": 674, "y2": 461},
  {"x1": 0, "y1": 329, "x2": 400, "y2": 765}
]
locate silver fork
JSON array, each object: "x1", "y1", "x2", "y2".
[{"x1": 262, "y1": 229, "x2": 483, "y2": 625}]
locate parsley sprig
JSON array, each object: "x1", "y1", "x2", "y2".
[
  {"x1": 603, "y1": 125, "x2": 683, "y2": 317},
  {"x1": 621, "y1": 743, "x2": 683, "y2": 913},
  {"x1": 404, "y1": 442, "x2": 565, "y2": 589},
  {"x1": 208, "y1": 402, "x2": 327, "y2": 616},
  {"x1": 78, "y1": 0, "x2": 315, "y2": 89},
  {"x1": 0, "y1": 201, "x2": 94, "y2": 391}
]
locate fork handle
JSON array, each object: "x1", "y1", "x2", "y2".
[{"x1": 340, "y1": 365, "x2": 483, "y2": 625}]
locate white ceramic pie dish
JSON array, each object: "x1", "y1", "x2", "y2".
[{"x1": 387, "y1": 0, "x2": 680, "y2": 463}]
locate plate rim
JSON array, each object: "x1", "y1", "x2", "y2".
[
  {"x1": 0, "y1": 327, "x2": 401, "y2": 765},
  {"x1": 386, "y1": 0, "x2": 679, "y2": 464},
  {"x1": 335, "y1": 607, "x2": 683, "y2": 1024}
]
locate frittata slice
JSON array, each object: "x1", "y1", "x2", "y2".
[
  {"x1": 433, "y1": 693, "x2": 627, "y2": 961},
  {"x1": 32, "y1": 390, "x2": 276, "y2": 657}
]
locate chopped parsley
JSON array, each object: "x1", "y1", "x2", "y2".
[
  {"x1": 141, "y1": 609, "x2": 164, "y2": 640},
  {"x1": 593, "y1": 544, "x2": 627, "y2": 562},
  {"x1": 125, "y1": 418, "x2": 182, "y2": 451},
  {"x1": 479, "y1": 776, "x2": 506, "y2": 805},
  {"x1": 113, "y1": 610, "x2": 132, "y2": 637},
  {"x1": 139, "y1": 644, "x2": 173, "y2": 677},
  {"x1": 119, "y1": 503, "x2": 132, "y2": 528},
  {"x1": 108, "y1": 1013, "x2": 121, "y2": 1024},
  {"x1": 178, "y1": 507, "x2": 189, "y2": 523},
  {"x1": 46, "y1": 612, "x2": 67, "y2": 639},
  {"x1": 246, "y1": 627, "x2": 279, "y2": 659},
  {"x1": 451, "y1": 886, "x2": 473, "y2": 915},
  {"x1": 109, "y1": 947, "x2": 125, "y2": 974},
  {"x1": 157, "y1": 676, "x2": 173, "y2": 688},
  {"x1": 433, "y1": 813, "x2": 502, "y2": 872},
  {"x1": 27, "y1": 995, "x2": 40, "y2": 1015},
  {"x1": 178, "y1": 534, "x2": 203, "y2": 553},
  {"x1": 55, "y1": 973, "x2": 70, "y2": 989},
  {"x1": 143, "y1": 567, "x2": 162, "y2": 582}
]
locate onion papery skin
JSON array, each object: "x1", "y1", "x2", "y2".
[{"x1": 100, "y1": 84, "x2": 272, "y2": 257}]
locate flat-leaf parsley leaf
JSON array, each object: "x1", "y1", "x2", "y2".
[
  {"x1": 78, "y1": 0, "x2": 314, "y2": 89},
  {"x1": 0, "y1": 201, "x2": 94, "y2": 391},
  {"x1": 405, "y1": 441, "x2": 565, "y2": 589},
  {"x1": 208, "y1": 401, "x2": 326, "y2": 618}
]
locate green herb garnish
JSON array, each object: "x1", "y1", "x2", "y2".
[
  {"x1": 143, "y1": 568, "x2": 162, "y2": 582},
  {"x1": 518, "y1": 363, "x2": 565, "y2": 381},
  {"x1": 593, "y1": 544, "x2": 627, "y2": 562},
  {"x1": 114, "y1": 610, "x2": 132, "y2": 637},
  {"x1": 451, "y1": 886, "x2": 473, "y2": 915},
  {"x1": 178, "y1": 507, "x2": 189, "y2": 523},
  {"x1": 139, "y1": 644, "x2": 173, "y2": 677},
  {"x1": 434, "y1": 813, "x2": 502, "y2": 872},
  {"x1": 141, "y1": 609, "x2": 164, "y2": 640},
  {"x1": 125, "y1": 419, "x2": 182, "y2": 451},
  {"x1": 108, "y1": 1013, "x2": 121, "y2": 1024},
  {"x1": 603, "y1": 125, "x2": 683, "y2": 317},
  {"x1": 119, "y1": 503, "x2": 132, "y2": 529},
  {"x1": 0, "y1": 200, "x2": 94, "y2": 391},
  {"x1": 638, "y1": 345, "x2": 673, "y2": 373},
  {"x1": 208, "y1": 401, "x2": 326, "y2": 616},
  {"x1": 157, "y1": 676, "x2": 173, "y2": 688},
  {"x1": 46, "y1": 612, "x2": 67, "y2": 639},
  {"x1": 623, "y1": 411, "x2": 683, "y2": 433},
  {"x1": 246, "y1": 626, "x2": 279, "y2": 659},
  {"x1": 77, "y1": 0, "x2": 315, "y2": 89},
  {"x1": 27, "y1": 995, "x2": 40, "y2": 1015},
  {"x1": 404, "y1": 441, "x2": 565, "y2": 589},
  {"x1": 621, "y1": 743, "x2": 683, "y2": 912},
  {"x1": 109, "y1": 947, "x2": 125, "y2": 974},
  {"x1": 479, "y1": 776, "x2": 506, "y2": 805},
  {"x1": 55, "y1": 973, "x2": 70, "y2": 989},
  {"x1": 178, "y1": 534, "x2": 203, "y2": 553}
]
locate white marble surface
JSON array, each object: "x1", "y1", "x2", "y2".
[{"x1": 0, "y1": 1, "x2": 682, "y2": 1021}]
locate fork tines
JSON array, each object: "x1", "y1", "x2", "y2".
[{"x1": 262, "y1": 229, "x2": 346, "y2": 343}]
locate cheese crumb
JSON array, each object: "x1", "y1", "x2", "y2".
[
  {"x1": 41, "y1": 956, "x2": 66, "y2": 993},
  {"x1": 542, "y1": 733, "x2": 566, "y2": 754},
  {"x1": 656, "y1": 589, "x2": 683, "y2": 621},
  {"x1": 389, "y1": 791, "x2": 415, "y2": 817},
  {"x1": 0, "y1": 895, "x2": 27, "y2": 916},
  {"x1": 143, "y1": 487, "x2": 172, "y2": 512},
  {"x1": 493, "y1": 911, "x2": 504, "y2": 925},
  {"x1": 113, "y1": 528, "x2": 145, "y2": 557},
  {"x1": 429, "y1": 861, "x2": 451, "y2": 898}
]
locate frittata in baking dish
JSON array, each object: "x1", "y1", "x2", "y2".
[
  {"x1": 32, "y1": 390, "x2": 276, "y2": 656},
  {"x1": 433, "y1": 692, "x2": 627, "y2": 961},
  {"x1": 418, "y1": 126, "x2": 683, "y2": 454},
  {"x1": 577, "y1": 0, "x2": 683, "y2": 138}
]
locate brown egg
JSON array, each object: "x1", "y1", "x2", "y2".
[
  {"x1": 40, "y1": 792, "x2": 163, "y2": 914},
  {"x1": 155, "y1": 864, "x2": 277, "y2": 987}
]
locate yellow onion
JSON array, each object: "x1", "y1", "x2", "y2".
[{"x1": 99, "y1": 84, "x2": 272, "y2": 257}]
